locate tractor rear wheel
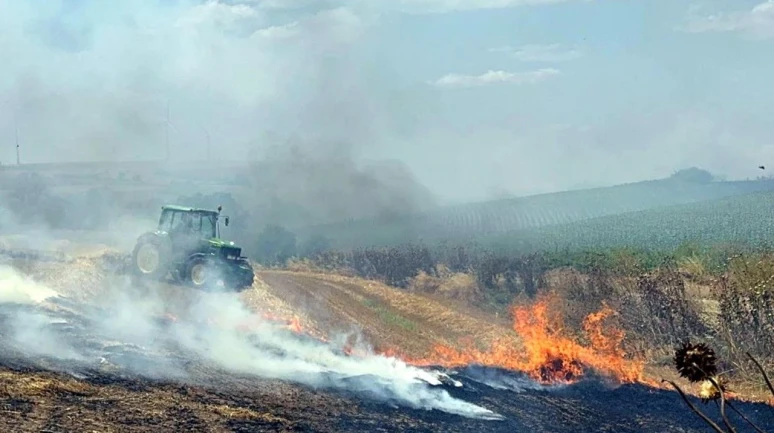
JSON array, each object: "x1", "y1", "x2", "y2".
[{"x1": 132, "y1": 235, "x2": 171, "y2": 280}]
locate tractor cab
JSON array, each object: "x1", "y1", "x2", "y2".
[
  {"x1": 156, "y1": 205, "x2": 232, "y2": 258},
  {"x1": 158, "y1": 206, "x2": 219, "y2": 238}
]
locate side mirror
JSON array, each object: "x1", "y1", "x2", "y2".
[
  {"x1": 217, "y1": 205, "x2": 222, "y2": 213},
  {"x1": 225, "y1": 216, "x2": 229, "y2": 227}
]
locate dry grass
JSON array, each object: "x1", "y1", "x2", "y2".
[
  {"x1": 23, "y1": 258, "x2": 111, "y2": 303},
  {"x1": 712, "y1": 254, "x2": 774, "y2": 376},
  {"x1": 407, "y1": 264, "x2": 482, "y2": 305},
  {"x1": 275, "y1": 270, "x2": 518, "y2": 350},
  {"x1": 285, "y1": 257, "x2": 320, "y2": 273},
  {"x1": 239, "y1": 274, "x2": 309, "y2": 322},
  {"x1": 207, "y1": 404, "x2": 279, "y2": 421},
  {"x1": 0, "y1": 371, "x2": 96, "y2": 398},
  {"x1": 677, "y1": 254, "x2": 710, "y2": 282}
]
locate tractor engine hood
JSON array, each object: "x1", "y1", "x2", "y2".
[
  {"x1": 206, "y1": 238, "x2": 242, "y2": 259},
  {"x1": 207, "y1": 238, "x2": 238, "y2": 248}
]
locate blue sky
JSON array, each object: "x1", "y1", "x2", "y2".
[{"x1": 0, "y1": 0, "x2": 772, "y2": 203}]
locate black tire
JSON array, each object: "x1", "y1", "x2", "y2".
[
  {"x1": 215, "y1": 258, "x2": 254, "y2": 292},
  {"x1": 233, "y1": 259, "x2": 255, "y2": 291},
  {"x1": 184, "y1": 255, "x2": 220, "y2": 290},
  {"x1": 131, "y1": 234, "x2": 171, "y2": 280}
]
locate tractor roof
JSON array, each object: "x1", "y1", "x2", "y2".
[{"x1": 162, "y1": 204, "x2": 219, "y2": 214}]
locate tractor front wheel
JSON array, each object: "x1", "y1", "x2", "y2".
[{"x1": 184, "y1": 256, "x2": 222, "y2": 290}]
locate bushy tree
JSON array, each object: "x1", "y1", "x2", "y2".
[
  {"x1": 299, "y1": 233, "x2": 333, "y2": 258},
  {"x1": 255, "y1": 224, "x2": 297, "y2": 265},
  {"x1": 669, "y1": 167, "x2": 715, "y2": 183}
]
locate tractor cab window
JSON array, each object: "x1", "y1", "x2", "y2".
[
  {"x1": 199, "y1": 213, "x2": 216, "y2": 238},
  {"x1": 170, "y1": 212, "x2": 194, "y2": 235},
  {"x1": 158, "y1": 209, "x2": 216, "y2": 238},
  {"x1": 158, "y1": 209, "x2": 173, "y2": 232}
]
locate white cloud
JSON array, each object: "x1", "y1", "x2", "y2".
[
  {"x1": 250, "y1": 0, "x2": 323, "y2": 9},
  {"x1": 265, "y1": 0, "x2": 585, "y2": 15},
  {"x1": 251, "y1": 7, "x2": 364, "y2": 42},
  {"x1": 252, "y1": 21, "x2": 301, "y2": 39},
  {"x1": 681, "y1": 1, "x2": 774, "y2": 39},
  {"x1": 205, "y1": 0, "x2": 588, "y2": 15},
  {"x1": 381, "y1": 0, "x2": 579, "y2": 14},
  {"x1": 431, "y1": 68, "x2": 560, "y2": 88},
  {"x1": 489, "y1": 43, "x2": 583, "y2": 62},
  {"x1": 176, "y1": 1, "x2": 262, "y2": 27}
]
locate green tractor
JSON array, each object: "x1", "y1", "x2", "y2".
[{"x1": 131, "y1": 205, "x2": 254, "y2": 291}]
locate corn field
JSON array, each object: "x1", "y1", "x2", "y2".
[{"x1": 303, "y1": 181, "x2": 774, "y2": 252}]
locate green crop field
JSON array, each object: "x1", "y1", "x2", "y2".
[
  {"x1": 301, "y1": 177, "x2": 774, "y2": 250},
  {"x1": 453, "y1": 189, "x2": 774, "y2": 255}
]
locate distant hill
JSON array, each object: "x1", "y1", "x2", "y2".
[{"x1": 299, "y1": 170, "x2": 774, "y2": 249}]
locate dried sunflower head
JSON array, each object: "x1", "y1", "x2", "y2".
[
  {"x1": 698, "y1": 376, "x2": 729, "y2": 404},
  {"x1": 674, "y1": 341, "x2": 717, "y2": 382}
]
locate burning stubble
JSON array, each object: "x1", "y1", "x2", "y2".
[
  {"x1": 0, "y1": 264, "x2": 503, "y2": 420},
  {"x1": 407, "y1": 293, "x2": 646, "y2": 386}
]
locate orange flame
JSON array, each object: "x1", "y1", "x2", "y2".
[
  {"x1": 407, "y1": 295, "x2": 644, "y2": 385},
  {"x1": 287, "y1": 316, "x2": 303, "y2": 334}
]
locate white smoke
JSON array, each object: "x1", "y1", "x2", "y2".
[
  {"x1": 172, "y1": 291, "x2": 502, "y2": 419},
  {"x1": 458, "y1": 365, "x2": 566, "y2": 394},
  {"x1": 0, "y1": 264, "x2": 60, "y2": 304},
  {"x1": 0, "y1": 262, "x2": 502, "y2": 420}
]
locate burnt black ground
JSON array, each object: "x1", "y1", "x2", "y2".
[
  {"x1": 2, "y1": 359, "x2": 773, "y2": 433},
  {"x1": 321, "y1": 366, "x2": 774, "y2": 432}
]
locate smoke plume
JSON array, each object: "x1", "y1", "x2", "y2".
[{"x1": 0, "y1": 0, "x2": 437, "y2": 230}]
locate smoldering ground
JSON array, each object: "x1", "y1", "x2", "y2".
[{"x1": 0, "y1": 262, "x2": 504, "y2": 420}]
